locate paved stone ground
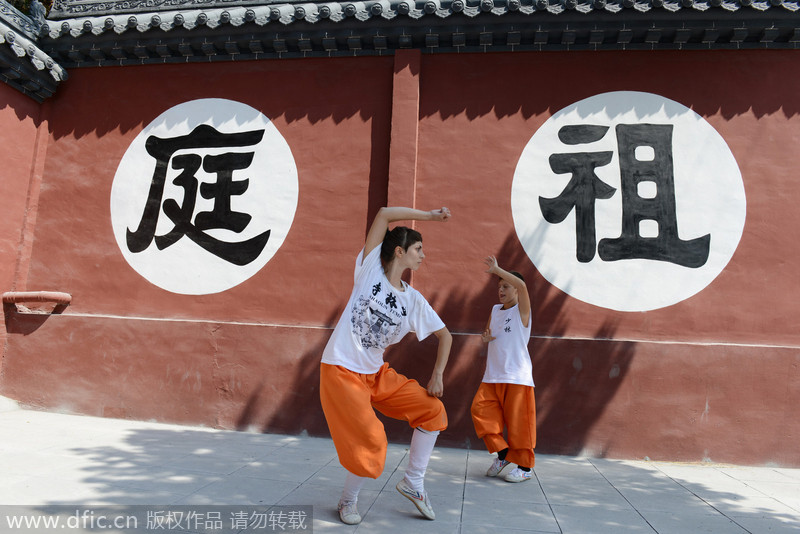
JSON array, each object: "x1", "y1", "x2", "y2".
[{"x1": 1, "y1": 399, "x2": 798, "y2": 533}]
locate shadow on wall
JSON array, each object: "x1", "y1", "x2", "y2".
[
  {"x1": 233, "y1": 310, "x2": 340, "y2": 438},
  {"x1": 7, "y1": 49, "x2": 798, "y2": 141},
  {"x1": 418, "y1": 51, "x2": 800, "y2": 122},
  {"x1": 533, "y1": 327, "x2": 636, "y2": 457},
  {"x1": 233, "y1": 201, "x2": 389, "y2": 437},
  {"x1": 250, "y1": 228, "x2": 636, "y2": 457},
  {"x1": 3, "y1": 301, "x2": 68, "y2": 335},
  {"x1": 426, "y1": 231, "x2": 635, "y2": 455},
  {"x1": 36, "y1": 57, "x2": 397, "y2": 141},
  {"x1": 484, "y1": 231, "x2": 636, "y2": 459}
]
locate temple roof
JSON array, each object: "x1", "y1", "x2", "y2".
[
  {"x1": 1, "y1": 1, "x2": 66, "y2": 101},
  {"x1": 2, "y1": 0, "x2": 799, "y2": 101}
]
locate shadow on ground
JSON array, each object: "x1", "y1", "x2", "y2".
[{"x1": 4, "y1": 415, "x2": 796, "y2": 533}]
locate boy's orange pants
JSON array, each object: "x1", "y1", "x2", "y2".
[
  {"x1": 470, "y1": 382, "x2": 536, "y2": 468},
  {"x1": 320, "y1": 362, "x2": 448, "y2": 478}
]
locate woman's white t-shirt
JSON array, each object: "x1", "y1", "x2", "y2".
[
  {"x1": 482, "y1": 304, "x2": 535, "y2": 387},
  {"x1": 321, "y1": 246, "x2": 445, "y2": 374}
]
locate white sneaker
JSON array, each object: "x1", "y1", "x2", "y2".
[
  {"x1": 504, "y1": 467, "x2": 532, "y2": 483},
  {"x1": 337, "y1": 500, "x2": 361, "y2": 524},
  {"x1": 486, "y1": 457, "x2": 510, "y2": 477},
  {"x1": 395, "y1": 478, "x2": 435, "y2": 520}
]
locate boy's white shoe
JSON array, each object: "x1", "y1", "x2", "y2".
[
  {"x1": 504, "y1": 467, "x2": 532, "y2": 483},
  {"x1": 486, "y1": 458, "x2": 510, "y2": 477},
  {"x1": 395, "y1": 478, "x2": 435, "y2": 520},
  {"x1": 337, "y1": 500, "x2": 361, "y2": 524}
]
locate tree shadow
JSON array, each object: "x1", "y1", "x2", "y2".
[
  {"x1": 233, "y1": 309, "x2": 339, "y2": 438},
  {"x1": 8, "y1": 418, "x2": 798, "y2": 532},
  {"x1": 430, "y1": 230, "x2": 635, "y2": 456},
  {"x1": 533, "y1": 328, "x2": 636, "y2": 457}
]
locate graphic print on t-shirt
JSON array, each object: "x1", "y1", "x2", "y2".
[
  {"x1": 503, "y1": 317, "x2": 512, "y2": 334},
  {"x1": 351, "y1": 281, "x2": 407, "y2": 350}
]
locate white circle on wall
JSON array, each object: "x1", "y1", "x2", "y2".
[
  {"x1": 511, "y1": 91, "x2": 746, "y2": 312},
  {"x1": 110, "y1": 98, "x2": 298, "y2": 295}
]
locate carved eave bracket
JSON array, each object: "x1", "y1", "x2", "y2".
[{"x1": 1, "y1": 0, "x2": 68, "y2": 101}]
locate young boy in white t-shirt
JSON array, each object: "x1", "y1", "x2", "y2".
[{"x1": 470, "y1": 255, "x2": 536, "y2": 483}]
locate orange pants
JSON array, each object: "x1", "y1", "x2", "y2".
[
  {"x1": 471, "y1": 383, "x2": 536, "y2": 468},
  {"x1": 320, "y1": 362, "x2": 448, "y2": 478}
]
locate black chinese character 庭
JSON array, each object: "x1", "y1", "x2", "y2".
[{"x1": 126, "y1": 124, "x2": 271, "y2": 266}]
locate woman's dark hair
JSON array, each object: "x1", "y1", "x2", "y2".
[{"x1": 381, "y1": 226, "x2": 422, "y2": 264}]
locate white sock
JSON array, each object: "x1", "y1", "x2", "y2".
[
  {"x1": 340, "y1": 472, "x2": 367, "y2": 504},
  {"x1": 405, "y1": 428, "x2": 439, "y2": 493}
]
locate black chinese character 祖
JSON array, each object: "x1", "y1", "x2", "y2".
[
  {"x1": 597, "y1": 124, "x2": 709, "y2": 268},
  {"x1": 539, "y1": 125, "x2": 616, "y2": 263},
  {"x1": 539, "y1": 123, "x2": 709, "y2": 268}
]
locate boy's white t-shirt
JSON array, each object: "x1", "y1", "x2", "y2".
[
  {"x1": 321, "y1": 246, "x2": 445, "y2": 374},
  {"x1": 482, "y1": 304, "x2": 535, "y2": 387}
]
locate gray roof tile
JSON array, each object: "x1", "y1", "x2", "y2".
[
  {"x1": 2, "y1": 0, "x2": 799, "y2": 100},
  {"x1": 1, "y1": 0, "x2": 67, "y2": 101}
]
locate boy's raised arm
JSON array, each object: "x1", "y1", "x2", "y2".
[{"x1": 484, "y1": 255, "x2": 531, "y2": 328}]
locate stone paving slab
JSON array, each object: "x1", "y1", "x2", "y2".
[{"x1": 0, "y1": 401, "x2": 798, "y2": 533}]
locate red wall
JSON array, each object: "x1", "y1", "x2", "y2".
[
  {"x1": 0, "y1": 84, "x2": 44, "y2": 353},
  {"x1": 1, "y1": 50, "x2": 798, "y2": 466}
]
